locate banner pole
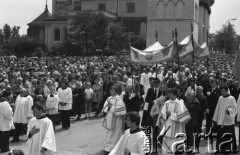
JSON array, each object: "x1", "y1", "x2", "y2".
[
  {"x1": 155, "y1": 30, "x2": 158, "y2": 78},
  {"x1": 171, "y1": 31, "x2": 174, "y2": 87},
  {"x1": 191, "y1": 23, "x2": 195, "y2": 90},
  {"x1": 206, "y1": 30, "x2": 209, "y2": 73},
  {"x1": 129, "y1": 43, "x2": 134, "y2": 91},
  {"x1": 175, "y1": 28, "x2": 181, "y2": 91}
]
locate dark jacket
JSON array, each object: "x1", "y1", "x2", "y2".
[
  {"x1": 185, "y1": 98, "x2": 200, "y2": 126},
  {"x1": 145, "y1": 87, "x2": 162, "y2": 112},
  {"x1": 206, "y1": 87, "x2": 221, "y2": 115},
  {"x1": 123, "y1": 93, "x2": 141, "y2": 113},
  {"x1": 196, "y1": 93, "x2": 207, "y2": 120}
]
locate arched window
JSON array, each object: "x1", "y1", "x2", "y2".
[
  {"x1": 156, "y1": 1, "x2": 164, "y2": 19},
  {"x1": 54, "y1": 29, "x2": 60, "y2": 41},
  {"x1": 140, "y1": 22, "x2": 147, "y2": 37},
  {"x1": 175, "y1": 1, "x2": 184, "y2": 19},
  {"x1": 165, "y1": 0, "x2": 174, "y2": 19}
]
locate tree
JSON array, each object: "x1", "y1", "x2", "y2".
[
  {"x1": 69, "y1": 11, "x2": 110, "y2": 54},
  {"x1": 3, "y1": 24, "x2": 11, "y2": 41},
  {"x1": 107, "y1": 22, "x2": 131, "y2": 54},
  {"x1": 214, "y1": 23, "x2": 238, "y2": 54}
]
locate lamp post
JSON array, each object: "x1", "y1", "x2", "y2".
[{"x1": 223, "y1": 18, "x2": 237, "y2": 54}]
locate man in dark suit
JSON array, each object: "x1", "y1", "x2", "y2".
[
  {"x1": 185, "y1": 91, "x2": 200, "y2": 150},
  {"x1": 141, "y1": 78, "x2": 162, "y2": 127},
  {"x1": 141, "y1": 78, "x2": 162, "y2": 153},
  {"x1": 206, "y1": 77, "x2": 221, "y2": 134},
  {"x1": 195, "y1": 86, "x2": 207, "y2": 134}
]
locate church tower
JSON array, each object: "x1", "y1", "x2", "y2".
[{"x1": 147, "y1": 0, "x2": 200, "y2": 46}]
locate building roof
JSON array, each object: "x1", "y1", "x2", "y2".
[{"x1": 28, "y1": 3, "x2": 52, "y2": 25}]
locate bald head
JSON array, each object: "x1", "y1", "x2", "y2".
[
  {"x1": 196, "y1": 86, "x2": 203, "y2": 96},
  {"x1": 186, "y1": 91, "x2": 195, "y2": 101}
]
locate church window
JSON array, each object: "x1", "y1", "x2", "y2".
[
  {"x1": 98, "y1": 3, "x2": 106, "y2": 11},
  {"x1": 165, "y1": 1, "x2": 174, "y2": 19},
  {"x1": 127, "y1": 3, "x2": 135, "y2": 13},
  {"x1": 156, "y1": 1, "x2": 164, "y2": 19},
  {"x1": 140, "y1": 22, "x2": 147, "y2": 37},
  {"x1": 175, "y1": 1, "x2": 184, "y2": 19},
  {"x1": 54, "y1": 29, "x2": 60, "y2": 41}
]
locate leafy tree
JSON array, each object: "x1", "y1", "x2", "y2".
[
  {"x1": 69, "y1": 11, "x2": 110, "y2": 54},
  {"x1": 107, "y1": 22, "x2": 130, "y2": 54},
  {"x1": 3, "y1": 24, "x2": 11, "y2": 41},
  {"x1": 214, "y1": 23, "x2": 238, "y2": 54},
  {"x1": 68, "y1": 11, "x2": 145, "y2": 55}
]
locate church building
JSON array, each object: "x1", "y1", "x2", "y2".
[
  {"x1": 27, "y1": 0, "x2": 214, "y2": 50},
  {"x1": 147, "y1": 0, "x2": 214, "y2": 46}
]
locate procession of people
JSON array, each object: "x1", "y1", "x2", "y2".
[{"x1": 0, "y1": 52, "x2": 240, "y2": 154}]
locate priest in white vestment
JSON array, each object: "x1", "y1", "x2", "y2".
[
  {"x1": 109, "y1": 112, "x2": 146, "y2": 155},
  {"x1": 160, "y1": 88, "x2": 191, "y2": 154},
  {"x1": 27, "y1": 103, "x2": 56, "y2": 155},
  {"x1": 102, "y1": 86, "x2": 126, "y2": 154},
  {"x1": 12, "y1": 88, "x2": 33, "y2": 142}
]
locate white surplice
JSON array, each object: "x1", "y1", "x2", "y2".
[
  {"x1": 13, "y1": 95, "x2": 33, "y2": 124},
  {"x1": 109, "y1": 129, "x2": 146, "y2": 155},
  {"x1": 102, "y1": 95, "x2": 126, "y2": 152},
  {"x1": 27, "y1": 117, "x2": 56, "y2": 155},
  {"x1": 0, "y1": 101, "x2": 14, "y2": 131},
  {"x1": 160, "y1": 99, "x2": 190, "y2": 154},
  {"x1": 57, "y1": 87, "x2": 72, "y2": 110},
  {"x1": 213, "y1": 96, "x2": 237, "y2": 126}
]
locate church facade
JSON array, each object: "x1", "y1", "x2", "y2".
[
  {"x1": 27, "y1": 0, "x2": 214, "y2": 50},
  {"x1": 147, "y1": 0, "x2": 214, "y2": 46}
]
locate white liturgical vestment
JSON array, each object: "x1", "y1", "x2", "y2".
[
  {"x1": 13, "y1": 95, "x2": 33, "y2": 124},
  {"x1": 27, "y1": 116, "x2": 56, "y2": 155}
]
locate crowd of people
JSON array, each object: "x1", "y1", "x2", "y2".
[{"x1": 0, "y1": 53, "x2": 239, "y2": 155}]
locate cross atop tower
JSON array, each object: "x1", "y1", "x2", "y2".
[{"x1": 44, "y1": 0, "x2": 49, "y2": 13}]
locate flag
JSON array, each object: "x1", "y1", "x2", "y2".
[
  {"x1": 178, "y1": 36, "x2": 193, "y2": 58},
  {"x1": 130, "y1": 43, "x2": 174, "y2": 64},
  {"x1": 233, "y1": 44, "x2": 240, "y2": 81},
  {"x1": 198, "y1": 42, "x2": 210, "y2": 58}
]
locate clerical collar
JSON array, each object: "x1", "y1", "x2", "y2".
[
  {"x1": 223, "y1": 94, "x2": 230, "y2": 98},
  {"x1": 36, "y1": 114, "x2": 46, "y2": 120},
  {"x1": 130, "y1": 127, "x2": 141, "y2": 134}
]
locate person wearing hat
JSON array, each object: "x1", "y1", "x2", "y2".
[{"x1": 102, "y1": 86, "x2": 126, "y2": 155}]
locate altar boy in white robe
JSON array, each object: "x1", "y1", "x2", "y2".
[
  {"x1": 12, "y1": 88, "x2": 33, "y2": 142},
  {"x1": 109, "y1": 112, "x2": 146, "y2": 155},
  {"x1": 0, "y1": 90, "x2": 14, "y2": 152},
  {"x1": 160, "y1": 88, "x2": 191, "y2": 154},
  {"x1": 57, "y1": 80, "x2": 72, "y2": 130},
  {"x1": 212, "y1": 85, "x2": 237, "y2": 153},
  {"x1": 27, "y1": 103, "x2": 56, "y2": 155},
  {"x1": 102, "y1": 86, "x2": 126, "y2": 155}
]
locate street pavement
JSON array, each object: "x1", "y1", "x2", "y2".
[{"x1": 1, "y1": 112, "x2": 239, "y2": 155}]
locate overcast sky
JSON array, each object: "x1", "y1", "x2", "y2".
[{"x1": 0, "y1": 0, "x2": 239, "y2": 35}]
